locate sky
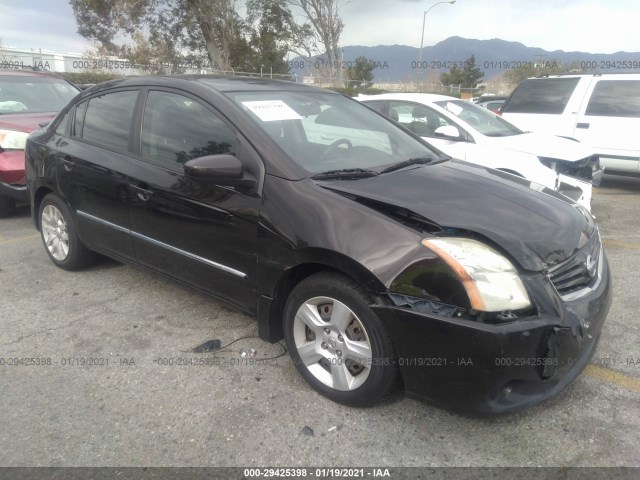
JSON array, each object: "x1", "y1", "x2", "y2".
[{"x1": 1, "y1": 0, "x2": 639, "y2": 55}]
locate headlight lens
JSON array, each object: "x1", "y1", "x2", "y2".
[
  {"x1": 0, "y1": 129, "x2": 29, "y2": 150},
  {"x1": 422, "y1": 237, "x2": 531, "y2": 312}
]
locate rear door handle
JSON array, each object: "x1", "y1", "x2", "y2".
[
  {"x1": 61, "y1": 155, "x2": 74, "y2": 171},
  {"x1": 129, "y1": 184, "x2": 154, "y2": 202},
  {"x1": 576, "y1": 123, "x2": 590, "y2": 129}
]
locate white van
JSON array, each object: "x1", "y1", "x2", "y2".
[{"x1": 501, "y1": 74, "x2": 640, "y2": 175}]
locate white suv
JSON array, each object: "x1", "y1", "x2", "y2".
[{"x1": 501, "y1": 74, "x2": 640, "y2": 176}]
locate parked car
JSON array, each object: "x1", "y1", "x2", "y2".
[
  {"x1": 357, "y1": 93, "x2": 602, "y2": 210},
  {"x1": 500, "y1": 73, "x2": 640, "y2": 176},
  {"x1": 477, "y1": 100, "x2": 505, "y2": 113},
  {"x1": 0, "y1": 68, "x2": 79, "y2": 216},
  {"x1": 475, "y1": 95, "x2": 508, "y2": 113},
  {"x1": 26, "y1": 76, "x2": 611, "y2": 415}
]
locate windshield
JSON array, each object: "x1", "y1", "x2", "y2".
[
  {"x1": 434, "y1": 99, "x2": 523, "y2": 137},
  {"x1": 226, "y1": 91, "x2": 444, "y2": 175},
  {"x1": 0, "y1": 76, "x2": 79, "y2": 114}
]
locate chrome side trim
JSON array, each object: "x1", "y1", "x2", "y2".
[
  {"x1": 76, "y1": 210, "x2": 247, "y2": 279},
  {"x1": 129, "y1": 230, "x2": 247, "y2": 279},
  {"x1": 77, "y1": 210, "x2": 129, "y2": 233}
]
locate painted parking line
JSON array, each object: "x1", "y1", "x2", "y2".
[
  {"x1": 602, "y1": 238, "x2": 640, "y2": 249},
  {"x1": 584, "y1": 364, "x2": 640, "y2": 393},
  {"x1": 0, "y1": 234, "x2": 40, "y2": 245},
  {"x1": 594, "y1": 191, "x2": 640, "y2": 196}
]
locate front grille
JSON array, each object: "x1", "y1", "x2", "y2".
[{"x1": 548, "y1": 235, "x2": 601, "y2": 297}]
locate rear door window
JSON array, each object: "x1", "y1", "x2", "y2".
[
  {"x1": 585, "y1": 80, "x2": 640, "y2": 117},
  {"x1": 388, "y1": 101, "x2": 453, "y2": 138},
  {"x1": 362, "y1": 100, "x2": 384, "y2": 113},
  {"x1": 502, "y1": 78, "x2": 580, "y2": 114},
  {"x1": 80, "y1": 90, "x2": 138, "y2": 151}
]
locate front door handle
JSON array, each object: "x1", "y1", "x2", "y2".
[
  {"x1": 576, "y1": 122, "x2": 590, "y2": 129},
  {"x1": 129, "y1": 184, "x2": 154, "y2": 202}
]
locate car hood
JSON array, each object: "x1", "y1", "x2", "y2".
[
  {"x1": 487, "y1": 132, "x2": 594, "y2": 162},
  {"x1": 319, "y1": 160, "x2": 595, "y2": 272},
  {"x1": 0, "y1": 112, "x2": 57, "y2": 134}
]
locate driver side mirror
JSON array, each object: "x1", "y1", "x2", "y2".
[
  {"x1": 434, "y1": 125, "x2": 462, "y2": 140},
  {"x1": 184, "y1": 154, "x2": 256, "y2": 189}
]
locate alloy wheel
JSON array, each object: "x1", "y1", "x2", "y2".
[
  {"x1": 41, "y1": 204, "x2": 70, "y2": 261},
  {"x1": 292, "y1": 296, "x2": 373, "y2": 391}
]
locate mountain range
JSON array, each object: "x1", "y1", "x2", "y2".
[{"x1": 290, "y1": 36, "x2": 640, "y2": 82}]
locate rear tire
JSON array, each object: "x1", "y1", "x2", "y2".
[
  {"x1": 0, "y1": 195, "x2": 16, "y2": 218},
  {"x1": 284, "y1": 272, "x2": 399, "y2": 407},
  {"x1": 38, "y1": 193, "x2": 98, "y2": 270}
]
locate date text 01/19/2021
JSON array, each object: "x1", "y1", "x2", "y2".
[
  {"x1": 243, "y1": 468, "x2": 391, "y2": 478},
  {"x1": 0, "y1": 357, "x2": 135, "y2": 366}
]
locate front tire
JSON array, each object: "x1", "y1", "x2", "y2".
[
  {"x1": 284, "y1": 272, "x2": 399, "y2": 407},
  {"x1": 39, "y1": 193, "x2": 97, "y2": 270}
]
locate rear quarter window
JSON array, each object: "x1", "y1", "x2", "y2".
[
  {"x1": 502, "y1": 78, "x2": 581, "y2": 114},
  {"x1": 585, "y1": 80, "x2": 640, "y2": 117}
]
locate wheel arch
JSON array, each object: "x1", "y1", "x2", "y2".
[
  {"x1": 32, "y1": 186, "x2": 56, "y2": 230},
  {"x1": 257, "y1": 251, "x2": 388, "y2": 343}
]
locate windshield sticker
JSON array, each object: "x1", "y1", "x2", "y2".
[
  {"x1": 445, "y1": 102, "x2": 463, "y2": 116},
  {"x1": 242, "y1": 100, "x2": 302, "y2": 122}
]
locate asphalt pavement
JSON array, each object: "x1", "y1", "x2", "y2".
[{"x1": 0, "y1": 174, "x2": 638, "y2": 468}]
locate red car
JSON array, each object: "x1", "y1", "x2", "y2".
[{"x1": 0, "y1": 69, "x2": 79, "y2": 216}]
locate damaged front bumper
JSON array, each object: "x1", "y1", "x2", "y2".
[
  {"x1": 543, "y1": 154, "x2": 604, "y2": 186},
  {"x1": 372, "y1": 252, "x2": 611, "y2": 416},
  {"x1": 0, "y1": 180, "x2": 28, "y2": 204},
  {"x1": 547, "y1": 155, "x2": 604, "y2": 210},
  {"x1": 557, "y1": 174, "x2": 593, "y2": 211}
]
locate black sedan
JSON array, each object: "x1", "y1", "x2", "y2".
[{"x1": 25, "y1": 76, "x2": 611, "y2": 415}]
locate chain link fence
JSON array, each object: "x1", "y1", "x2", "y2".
[{"x1": 0, "y1": 47, "x2": 512, "y2": 96}]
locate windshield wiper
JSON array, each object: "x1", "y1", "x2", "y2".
[
  {"x1": 311, "y1": 168, "x2": 380, "y2": 180},
  {"x1": 379, "y1": 157, "x2": 436, "y2": 174}
]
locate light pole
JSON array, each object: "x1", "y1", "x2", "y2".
[{"x1": 418, "y1": 0, "x2": 455, "y2": 91}]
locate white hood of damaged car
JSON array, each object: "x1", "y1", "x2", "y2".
[{"x1": 486, "y1": 132, "x2": 594, "y2": 162}]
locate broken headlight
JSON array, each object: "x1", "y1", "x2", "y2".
[{"x1": 422, "y1": 238, "x2": 531, "y2": 312}]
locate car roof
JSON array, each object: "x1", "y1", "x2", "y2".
[
  {"x1": 88, "y1": 75, "x2": 331, "y2": 94},
  {"x1": 357, "y1": 92, "x2": 458, "y2": 103}
]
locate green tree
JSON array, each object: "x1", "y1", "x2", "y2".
[
  {"x1": 247, "y1": 0, "x2": 302, "y2": 74},
  {"x1": 287, "y1": 0, "x2": 344, "y2": 73},
  {"x1": 70, "y1": 0, "x2": 319, "y2": 74},
  {"x1": 441, "y1": 55, "x2": 484, "y2": 89},
  {"x1": 69, "y1": 0, "x2": 253, "y2": 71},
  {"x1": 346, "y1": 56, "x2": 375, "y2": 87},
  {"x1": 116, "y1": 32, "x2": 184, "y2": 74}
]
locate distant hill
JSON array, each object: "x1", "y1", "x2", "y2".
[{"x1": 290, "y1": 36, "x2": 640, "y2": 82}]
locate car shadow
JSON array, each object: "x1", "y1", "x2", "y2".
[
  {"x1": 82, "y1": 256, "x2": 123, "y2": 271},
  {"x1": 599, "y1": 173, "x2": 640, "y2": 192},
  {"x1": 7, "y1": 204, "x2": 31, "y2": 218}
]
